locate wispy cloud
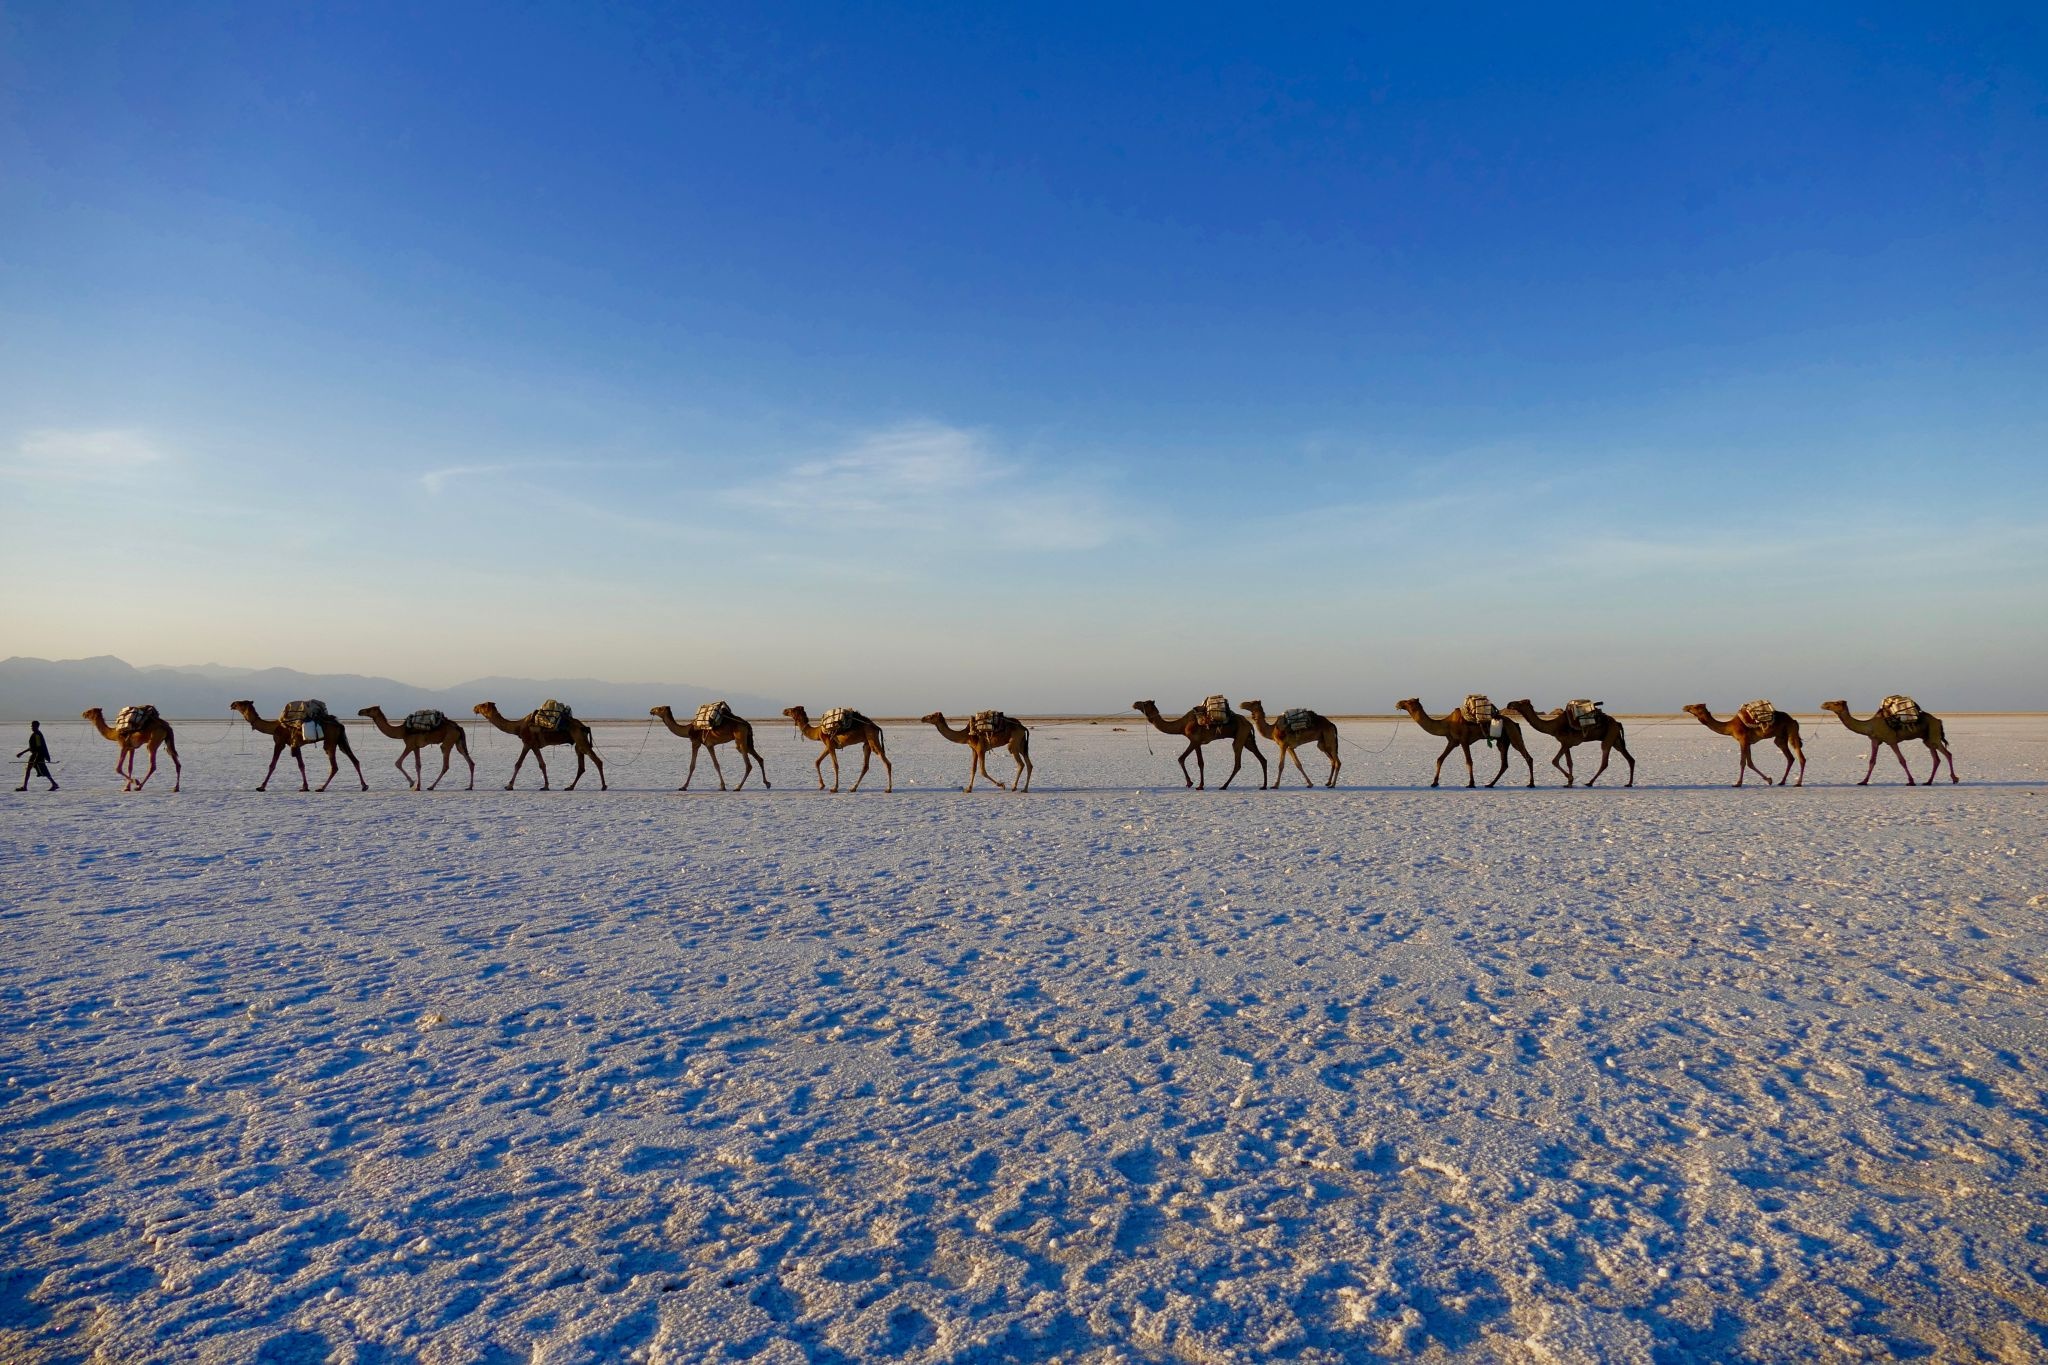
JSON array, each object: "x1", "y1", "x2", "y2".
[
  {"x1": 726, "y1": 422, "x2": 1139, "y2": 552},
  {"x1": 2, "y1": 429, "x2": 166, "y2": 482}
]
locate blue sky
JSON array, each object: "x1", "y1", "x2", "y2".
[{"x1": 3, "y1": 3, "x2": 2044, "y2": 710}]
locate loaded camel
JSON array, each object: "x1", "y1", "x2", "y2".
[
  {"x1": 784, "y1": 706, "x2": 892, "y2": 793},
  {"x1": 229, "y1": 700, "x2": 367, "y2": 792},
  {"x1": 920, "y1": 712, "x2": 1033, "y2": 792},
  {"x1": 1820, "y1": 699, "x2": 1958, "y2": 785},
  {"x1": 357, "y1": 705, "x2": 475, "y2": 791},
  {"x1": 1239, "y1": 700, "x2": 1341, "y2": 788},
  {"x1": 81, "y1": 706, "x2": 181, "y2": 791},
  {"x1": 651, "y1": 704, "x2": 770, "y2": 791},
  {"x1": 473, "y1": 702, "x2": 606, "y2": 791},
  {"x1": 1683, "y1": 703, "x2": 1805, "y2": 787},
  {"x1": 1393, "y1": 699, "x2": 1535, "y2": 788},
  {"x1": 1131, "y1": 699, "x2": 1268, "y2": 790},
  {"x1": 1501, "y1": 699, "x2": 1635, "y2": 787}
]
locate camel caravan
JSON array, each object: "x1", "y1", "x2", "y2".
[{"x1": 62, "y1": 690, "x2": 1961, "y2": 793}]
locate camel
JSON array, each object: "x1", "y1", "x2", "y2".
[
  {"x1": 1502, "y1": 699, "x2": 1635, "y2": 788},
  {"x1": 1683, "y1": 703, "x2": 1805, "y2": 787},
  {"x1": 920, "y1": 712, "x2": 1033, "y2": 792},
  {"x1": 357, "y1": 705, "x2": 475, "y2": 791},
  {"x1": 1239, "y1": 701, "x2": 1341, "y2": 788},
  {"x1": 229, "y1": 701, "x2": 367, "y2": 792},
  {"x1": 1393, "y1": 699, "x2": 1535, "y2": 788},
  {"x1": 473, "y1": 702, "x2": 607, "y2": 791},
  {"x1": 651, "y1": 704, "x2": 770, "y2": 791},
  {"x1": 1131, "y1": 699, "x2": 1269, "y2": 790},
  {"x1": 783, "y1": 706, "x2": 892, "y2": 792},
  {"x1": 1820, "y1": 699, "x2": 1958, "y2": 785},
  {"x1": 81, "y1": 706, "x2": 181, "y2": 791}
]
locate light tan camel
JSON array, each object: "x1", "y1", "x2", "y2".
[
  {"x1": 1820, "y1": 700, "x2": 1958, "y2": 785},
  {"x1": 357, "y1": 705, "x2": 475, "y2": 791},
  {"x1": 651, "y1": 705, "x2": 770, "y2": 791},
  {"x1": 1239, "y1": 701, "x2": 1341, "y2": 788},
  {"x1": 473, "y1": 702, "x2": 606, "y2": 791},
  {"x1": 1683, "y1": 704, "x2": 1805, "y2": 787},
  {"x1": 229, "y1": 701, "x2": 367, "y2": 792},
  {"x1": 1502, "y1": 699, "x2": 1635, "y2": 787},
  {"x1": 81, "y1": 706, "x2": 181, "y2": 791},
  {"x1": 920, "y1": 712, "x2": 1033, "y2": 792},
  {"x1": 1393, "y1": 699, "x2": 1535, "y2": 788},
  {"x1": 784, "y1": 706, "x2": 892, "y2": 792},
  {"x1": 1131, "y1": 700, "x2": 1268, "y2": 790}
]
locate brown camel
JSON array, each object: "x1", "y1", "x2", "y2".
[
  {"x1": 81, "y1": 706, "x2": 181, "y2": 792},
  {"x1": 357, "y1": 705, "x2": 475, "y2": 791},
  {"x1": 1392, "y1": 699, "x2": 1535, "y2": 788},
  {"x1": 1820, "y1": 699, "x2": 1958, "y2": 785},
  {"x1": 784, "y1": 706, "x2": 892, "y2": 792},
  {"x1": 473, "y1": 701, "x2": 607, "y2": 791},
  {"x1": 1131, "y1": 699, "x2": 1268, "y2": 790},
  {"x1": 651, "y1": 704, "x2": 770, "y2": 791},
  {"x1": 920, "y1": 712, "x2": 1033, "y2": 792},
  {"x1": 229, "y1": 700, "x2": 367, "y2": 792},
  {"x1": 1239, "y1": 701, "x2": 1341, "y2": 788},
  {"x1": 1683, "y1": 703, "x2": 1805, "y2": 787},
  {"x1": 1502, "y1": 699, "x2": 1635, "y2": 788}
]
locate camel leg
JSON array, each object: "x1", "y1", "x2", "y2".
[
  {"x1": 532, "y1": 746, "x2": 553, "y2": 790},
  {"x1": 707, "y1": 743, "x2": 730, "y2": 791},
  {"x1": 339, "y1": 736, "x2": 366, "y2": 791},
  {"x1": 1012, "y1": 736, "x2": 1032, "y2": 792},
  {"x1": 1585, "y1": 738, "x2": 1611, "y2": 787},
  {"x1": 394, "y1": 748, "x2": 417, "y2": 790},
  {"x1": 317, "y1": 739, "x2": 340, "y2": 792},
  {"x1": 1737, "y1": 740, "x2": 1770, "y2": 786},
  {"x1": 1288, "y1": 743, "x2": 1313, "y2": 788},
  {"x1": 815, "y1": 747, "x2": 833, "y2": 791},
  {"x1": 681, "y1": 740, "x2": 702, "y2": 791},
  {"x1": 505, "y1": 744, "x2": 529, "y2": 790},
  {"x1": 577, "y1": 739, "x2": 606, "y2": 791},
  {"x1": 455, "y1": 735, "x2": 474, "y2": 790},
  {"x1": 1778, "y1": 735, "x2": 1803, "y2": 787},
  {"x1": 1930, "y1": 740, "x2": 1957, "y2": 784},
  {"x1": 1180, "y1": 741, "x2": 1203, "y2": 790},
  {"x1": 1888, "y1": 742, "x2": 1915, "y2": 785},
  {"x1": 163, "y1": 734, "x2": 180, "y2": 792},
  {"x1": 257, "y1": 739, "x2": 287, "y2": 791},
  {"x1": 873, "y1": 735, "x2": 893, "y2": 793},
  {"x1": 1516, "y1": 738, "x2": 1535, "y2": 787},
  {"x1": 430, "y1": 742, "x2": 454, "y2": 791},
  {"x1": 115, "y1": 744, "x2": 136, "y2": 790},
  {"x1": 1857, "y1": 737, "x2": 1879, "y2": 785},
  {"x1": 849, "y1": 742, "x2": 873, "y2": 793},
  {"x1": 741, "y1": 738, "x2": 768, "y2": 790},
  {"x1": 1616, "y1": 737, "x2": 1635, "y2": 787},
  {"x1": 1220, "y1": 738, "x2": 1248, "y2": 790},
  {"x1": 1322, "y1": 736, "x2": 1341, "y2": 787},
  {"x1": 292, "y1": 743, "x2": 312, "y2": 792},
  {"x1": 135, "y1": 741, "x2": 160, "y2": 790},
  {"x1": 1552, "y1": 745, "x2": 1574, "y2": 786},
  {"x1": 1430, "y1": 738, "x2": 1456, "y2": 787},
  {"x1": 565, "y1": 741, "x2": 587, "y2": 790}
]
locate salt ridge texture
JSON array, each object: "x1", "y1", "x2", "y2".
[{"x1": 3, "y1": 717, "x2": 2046, "y2": 1362}]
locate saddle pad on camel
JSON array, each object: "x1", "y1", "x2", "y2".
[
  {"x1": 533, "y1": 700, "x2": 571, "y2": 732},
  {"x1": 820, "y1": 708, "x2": 866, "y2": 734},
  {"x1": 403, "y1": 709, "x2": 446, "y2": 733},
  {"x1": 1878, "y1": 694, "x2": 1922, "y2": 728},
  {"x1": 693, "y1": 701, "x2": 733, "y2": 730},
  {"x1": 1200, "y1": 695, "x2": 1232, "y2": 724},
  {"x1": 281, "y1": 699, "x2": 330, "y2": 727},
  {"x1": 1281, "y1": 708, "x2": 1317, "y2": 732},
  {"x1": 1567, "y1": 699, "x2": 1602, "y2": 730},
  {"x1": 1460, "y1": 694, "x2": 1496, "y2": 722},
  {"x1": 1737, "y1": 700, "x2": 1777, "y2": 731},
  {"x1": 968, "y1": 710, "x2": 1009, "y2": 738},
  {"x1": 113, "y1": 704, "x2": 158, "y2": 734}
]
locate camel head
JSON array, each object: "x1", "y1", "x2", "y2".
[
  {"x1": 918, "y1": 712, "x2": 946, "y2": 726},
  {"x1": 356, "y1": 705, "x2": 382, "y2": 718},
  {"x1": 1819, "y1": 700, "x2": 1849, "y2": 715},
  {"x1": 1682, "y1": 703, "x2": 1710, "y2": 721},
  {"x1": 1238, "y1": 699, "x2": 1264, "y2": 715},
  {"x1": 782, "y1": 706, "x2": 809, "y2": 724},
  {"x1": 1394, "y1": 698, "x2": 1422, "y2": 716},
  {"x1": 229, "y1": 699, "x2": 256, "y2": 715},
  {"x1": 1131, "y1": 700, "x2": 1157, "y2": 715},
  {"x1": 473, "y1": 702, "x2": 499, "y2": 717},
  {"x1": 80, "y1": 707, "x2": 103, "y2": 722},
  {"x1": 650, "y1": 705, "x2": 671, "y2": 718},
  {"x1": 1503, "y1": 699, "x2": 1534, "y2": 715}
]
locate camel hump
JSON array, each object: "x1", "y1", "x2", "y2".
[
  {"x1": 820, "y1": 707, "x2": 868, "y2": 734},
  {"x1": 968, "y1": 709, "x2": 1009, "y2": 737},
  {"x1": 534, "y1": 700, "x2": 572, "y2": 731},
  {"x1": 1737, "y1": 699, "x2": 1777, "y2": 730},
  {"x1": 693, "y1": 701, "x2": 733, "y2": 729},
  {"x1": 1459, "y1": 694, "x2": 1495, "y2": 722},
  {"x1": 114, "y1": 704, "x2": 159, "y2": 733},
  {"x1": 1877, "y1": 694, "x2": 1922, "y2": 728},
  {"x1": 1566, "y1": 699, "x2": 1601, "y2": 729},
  {"x1": 1281, "y1": 707, "x2": 1317, "y2": 732},
  {"x1": 403, "y1": 708, "x2": 447, "y2": 733},
  {"x1": 1200, "y1": 694, "x2": 1232, "y2": 724}
]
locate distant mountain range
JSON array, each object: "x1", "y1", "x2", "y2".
[{"x1": 0, "y1": 656, "x2": 786, "y2": 721}]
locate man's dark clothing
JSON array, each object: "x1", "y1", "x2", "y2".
[{"x1": 18, "y1": 729, "x2": 55, "y2": 789}]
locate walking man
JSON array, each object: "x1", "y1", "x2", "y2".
[{"x1": 17, "y1": 720, "x2": 57, "y2": 790}]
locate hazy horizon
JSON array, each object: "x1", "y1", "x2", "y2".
[{"x1": 4, "y1": 8, "x2": 2044, "y2": 710}]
